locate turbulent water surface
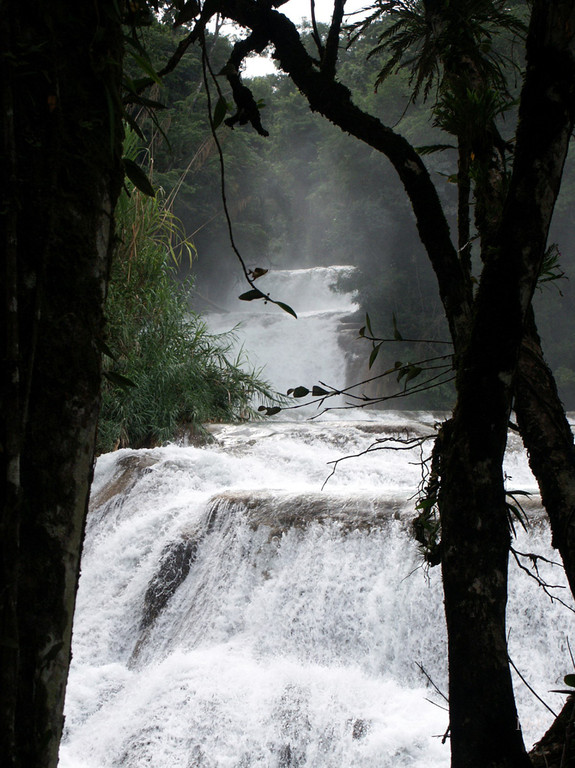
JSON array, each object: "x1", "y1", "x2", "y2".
[{"x1": 61, "y1": 268, "x2": 573, "y2": 767}]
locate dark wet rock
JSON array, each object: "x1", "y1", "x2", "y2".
[
  {"x1": 140, "y1": 537, "x2": 199, "y2": 630},
  {"x1": 90, "y1": 453, "x2": 160, "y2": 511},
  {"x1": 351, "y1": 718, "x2": 370, "y2": 740},
  {"x1": 210, "y1": 491, "x2": 414, "y2": 537},
  {"x1": 277, "y1": 743, "x2": 304, "y2": 767}
]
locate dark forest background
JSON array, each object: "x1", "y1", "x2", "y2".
[{"x1": 130, "y1": 18, "x2": 575, "y2": 410}]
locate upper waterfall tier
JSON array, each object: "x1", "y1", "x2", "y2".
[
  {"x1": 206, "y1": 266, "x2": 360, "y2": 404},
  {"x1": 222, "y1": 266, "x2": 358, "y2": 315}
]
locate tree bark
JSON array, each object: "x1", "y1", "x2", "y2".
[
  {"x1": 515, "y1": 309, "x2": 575, "y2": 597},
  {"x1": 531, "y1": 696, "x2": 575, "y2": 768},
  {"x1": 439, "y1": 3, "x2": 575, "y2": 765},
  {"x1": 438, "y1": 252, "x2": 530, "y2": 765},
  {"x1": 0, "y1": 3, "x2": 125, "y2": 767}
]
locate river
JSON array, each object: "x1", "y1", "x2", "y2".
[{"x1": 60, "y1": 267, "x2": 573, "y2": 767}]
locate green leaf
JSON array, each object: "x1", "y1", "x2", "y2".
[
  {"x1": 104, "y1": 371, "x2": 137, "y2": 390},
  {"x1": 122, "y1": 75, "x2": 139, "y2": 95},
  {"x1": 564, "y1": 674, "x2": 575, "y2": 688},
  {"x1": 123, "y1": 111, "x2": 146, "y2": 142},
  {"x1": 265, "y1": 406, "x2": 282, "y2": 416},
  {"x1": 416, "y1": 143, "x2": 456, "y2": 155},
  {"x1": 292, "y1": 386, "x2": 310, "y2": 398},
  {"x1": 274, "y1": 300, "x2": 297, "y2": 318},
  {"x1": 365, "y1": 313, "x2": 373, "y2": 336},
  {"x1": 369, "y1": 342, "x2": 382, "y2": 369},
  {"x1": 123, "y1": 94, "x2": 167, "y2": 111},
  {"x1": 312, "y1": 386, "x2": 330, "y2": 396},
  {"x1": 213, "y1": 95, "x2": 228, "y2": 130},
  {"x1": 405, "y1": 365, "x2": 423, "y2": 384},
  {"x1": 95, "y1": 338, "x2": 117, "y2": 361},
  {"x1": 123, "y1": 158, "x2": 155, "y2": 197},
  {"x1": 358, "y1": 326, "x2": 365, "y2": 337},
  {"x1": 129, "y1": 77, "x2": 153, "y2": 92},
  {"x1": 238, "y1": 289, "x2": 266, "y2": 301},
  {"x1": 392, "y1": 312, "x2": 403, "y2": 341},
  {"x1": 129, "y1": 52, "x2": 162, "y2": 85}
]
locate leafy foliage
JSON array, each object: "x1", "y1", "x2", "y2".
[
  {"x1": 98, "y1": 179, "x2": 277, "y2": 453},
  {"x1": 127, "y1": 15, "x2": 575, "y2": 410},
  {"x1": 350, "y1": 0, "x2": 526, "y2": 100}
]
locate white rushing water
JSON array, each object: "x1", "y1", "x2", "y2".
[
  {"x1": 61, "y1": 268, "x2": 574, "y2": 768},
  {"x1": 205, "y1": 266, "x2": 359, "y2": 402}
]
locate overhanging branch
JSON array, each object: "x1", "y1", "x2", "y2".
[{"x1": 211, "y1": 0, "x2": 473, "y2": 350}]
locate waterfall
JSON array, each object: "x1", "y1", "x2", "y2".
[
  {"x1": 61, "y1": 268, "x2": 573, "y2": 768},
  {"x1": 205, "y1": 266, "x2": 359, "y2": 405}
]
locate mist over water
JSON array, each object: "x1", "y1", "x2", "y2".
[
  {"x1": 206, "y1": 266, "x2": 359, "y2": 405},
  {"x1": 61, "y1": 268, "x2": 573, "y2": 767}
]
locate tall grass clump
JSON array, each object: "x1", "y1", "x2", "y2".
[{"x1": 98, "y1": 181, "x2": 277, "y2": 453}]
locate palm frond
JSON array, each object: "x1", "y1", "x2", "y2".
[{"x1": 350, "y1": 0, "x2": 526, "y2": 102}]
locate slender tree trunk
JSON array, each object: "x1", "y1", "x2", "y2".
[
  {"x1": 457, "y1": 144, "x2": 472, "y2": 281},
  {"x1": 515, "y1": 309, "x2": 575, "y2": 596},
  {"x1": 0, "y1": 3, "x2": 125, "y2": 767},
  {"x1": 439, "y1": 284, "x2": 530, "y2": 768}
]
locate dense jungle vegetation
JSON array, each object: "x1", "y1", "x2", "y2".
[
  {"x1": 128, "y1": 16, "x2": 575, "y2": 411},
  {"x1": 98, "y1": 172, "x2": 277, "y2": 453}
]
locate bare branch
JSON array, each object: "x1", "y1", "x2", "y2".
[
  {"x1": 321, "y1": 433, "x2": 435, "y2": 489},
  {"x1": 416, "y1": 661, "x2": 449, "y2": 703},
  {"x1": 508, "y1": 655, "x2": 558, "y2": 719},
  {"x1": 310, "y1": 0, "x2": 324, "y2": 58},
  {"x1": 321, "y1": 0, "x2": 345, "y2": 79},
  {"x1": 511, "y1": 547, "x2": 575, "y2": 614},
  {"x1": 222, "y1": 30, "x2": 271, "y2": 136}
]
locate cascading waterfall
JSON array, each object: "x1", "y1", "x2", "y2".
[
  {"x1": 205, "y1": 266, "x2": 359, "y2": 404},
  {"x1": 61, "y1": 268, "x2": 573, "y2": 768}
]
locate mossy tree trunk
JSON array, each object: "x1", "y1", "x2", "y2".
[{"x1": 0, "y1": 3, "x2": 125, "y2": 767}]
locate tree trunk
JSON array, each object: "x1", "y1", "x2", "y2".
[
  {"x1": 531, "y1": 696, "x2": 575, "y2": 768},
  {"x1": 439, "y1": 2, "x2": 575, "y2": 765},
  {"x1": 0, "y1": 3, "x2": 124, "y2": 767},
  {"x1": 439, "y1": 285, "x2": 530, "y2": 768},
  {"x1": 515, "y1": 309, "x2": 575, "y2": 597}
]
